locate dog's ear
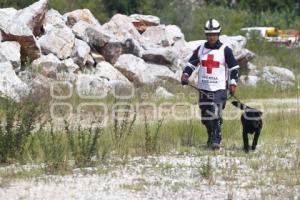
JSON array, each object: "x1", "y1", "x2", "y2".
[
  {"x1": 231, "y1": 101, "x2": 238, "y2": 107},
  {"x1": 231, "y1": 101, "x2": 246, "y2": 110},
  {"x1": 231, "y1": 101, "x2": 241, "y2": 108}
]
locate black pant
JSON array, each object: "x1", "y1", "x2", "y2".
[{"x1": 199, "y1": 89, "x2": 227, "y2": 145}]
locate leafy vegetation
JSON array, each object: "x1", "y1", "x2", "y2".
[{"x1": 0, "y1": 97, "x2": 43, "y2": 163}]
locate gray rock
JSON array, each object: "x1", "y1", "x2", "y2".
[
  {"x1": 72, "y1": 38, "x2": 91, "y2": 66},
  {"x1": 72, "y1": 20, "x2": 111, "y2": 51},
  {"x1": 263, "y1": 66, "x2": 296, "y2": 86},
  {"x1": 31, "y1": 53, "x2": 60, "y2": 78},
  {"x1": 99, "y1": 38, "x2": 142, "y2": 64},
  {"x1": 142, "y1": 47, "x2": 179, "y2": 72}
]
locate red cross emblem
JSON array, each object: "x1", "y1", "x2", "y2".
[{"x1": 201, "y1": 54, "x2": 220, "y2": 74}]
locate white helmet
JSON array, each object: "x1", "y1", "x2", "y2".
[{"x1": 204, "y1": 19, "x2": 221, "y2": 34}]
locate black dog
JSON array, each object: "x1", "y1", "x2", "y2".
[{"x1": 232, "y1": 101, "x2": 263, "y2": 152}]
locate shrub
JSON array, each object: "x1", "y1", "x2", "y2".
[
  {"x1": 0, "y1": 97, "x2": 42, "y2": 163},
  {"x1": 65, "y1": 121, "x2": 102, "y2": 168}
]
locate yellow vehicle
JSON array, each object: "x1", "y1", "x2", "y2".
[
  {"x1": 241, "y1": 27, "x2": 279, "y2": 37},
  {"x1": 265, "y1": 27, "x2": 279, "y2": 37}
]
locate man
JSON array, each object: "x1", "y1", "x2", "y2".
[{"x1": 181, "y1": 19, "x2": 239, "y2": 150}]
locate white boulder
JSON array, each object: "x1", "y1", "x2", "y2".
[
  {"x1": 0, "y1": 8, "x2": 17, "y2": 16},
  {"x1": 42, "y1": 9, "x2": 65, "y2": 33},
  {"x1": 142, "y1": 25, "x2": 184, "y2": 46},
  {"x1": 94, "y1": 61, "x2": 130, "y2": 83},
  {"x1": 15, "y1": 0, "x2": 49, "y2": 36},
  {"x1": 38, "y1": 25, "x2": 75, "y2": 59},
  {"x1": 239, "y1": 75, "x2": 260, "y2": 86},
  {"x1": 0, "y1": 62, "x2": 29, "y2": 101},
  {"x1": 115, "y1": 54, "x2": 177, "y2": 85},
  {"x1": 0, "y1": 41, "x2": 21, "y2": 68},
  {"x1": 103, "y1": 14, "x2": 144, "y2": 43},
  {"x1": 263, "y1": 66, "x2": 296, "y2": 86},
  {"x1": 0, "y1": 11, "x2": 41, "y2": 61},
  {"x1": 130, "y1": 14, "x2": 160, "y2": 33},
  {"x1": 64, "y1": 9, "x2": 100, "y2": 27}
]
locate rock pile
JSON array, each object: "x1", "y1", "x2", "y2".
[{"x1": 1, "y1": 0, "x2": 284, "y2": 100}]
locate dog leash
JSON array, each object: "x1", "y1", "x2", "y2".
[
  {"x1": 187, "y1": 83, "x2": 243, "y2": 103},
  {"x1": 187, "y1": 84, "x2": 213, "y2": 99},
  {"x1": 228, "y1": 93, "x2": 243, "y2": 104}
]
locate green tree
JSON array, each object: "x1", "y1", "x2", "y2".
[
  {"x1": 0, "y1": 0, "x2": 36, "y2": 9},
  {"x1": 50, "y1": 0, "x2": 108, "y2": 23},
  {"x1": 102, "y1": 0, "x2": 152, "y2": 16}
]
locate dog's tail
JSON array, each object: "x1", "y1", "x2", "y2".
[{"x1": 231, "y1": 101, "x2": 249, "y2": 110}]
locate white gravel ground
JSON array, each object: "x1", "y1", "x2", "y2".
[{"x1": 0, "y1": 142, "x2": 299, "y2": 200}]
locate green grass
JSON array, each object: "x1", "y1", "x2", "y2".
[
  {"x1": 0, "y1": 92, "x2": 299, "y2": 183},
  {"x1": 0, "y1": 167, "x2": 45, "y2": 187},
  {"x1": 121, "y1": 178, "x2": 150, "y2": 191},
  {"x1": 3, "y1": 108, "x2": 299, "y2": 168},
  {"x1": 235, "y1": 83, "x2": 299, "y2": 100}
]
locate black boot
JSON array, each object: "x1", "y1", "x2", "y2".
[
  {"x1": 211, "y1": 118, "x2": 222, "y2": 150},
  {"x1": 211, "y1": 143, "x2": 220, "y2": 150},
  {"x1": 207, "y1": 132, "x2": 212, "y2": 148}
]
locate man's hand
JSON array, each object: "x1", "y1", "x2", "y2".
[
  {"x1": 229, "y1": 84, "x2": 237, "y2": 95},
  {"x1": 181, "y1": 73, "x2": 189, "y2": 85}
]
